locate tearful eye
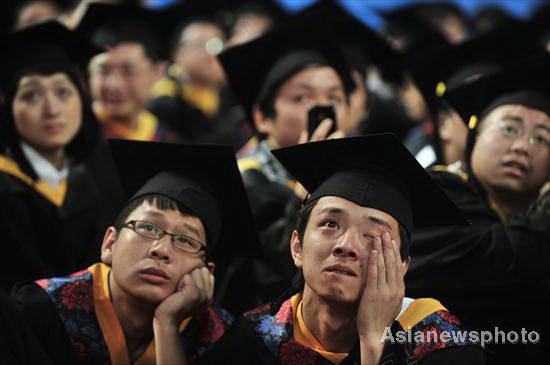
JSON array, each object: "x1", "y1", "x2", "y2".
[{"x1": 322, "y1": 220, "x2": 339, "y2": 229}]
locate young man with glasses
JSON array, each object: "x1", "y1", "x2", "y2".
[
  {"x1": 148, "y1": 16, "x2": 241, "y2": 145},
  {"x1": 406, "y1": 54, "x2": 550, "y2": 365},
  {"x1": 9, "y1": 139, "x2": 259, "y2": 364}
]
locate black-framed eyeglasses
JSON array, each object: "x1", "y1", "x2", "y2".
[{"x1": 123, "y1": 220, "x2": 207, "y2": 255}]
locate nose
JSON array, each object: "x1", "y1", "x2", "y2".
[
  {"x1": 43, "y1": 91, "x2": 60, "y2": 117},
  {"x1": 103, "y1": 70, "x2": 124, "y2": 89},
  {"x1": 148, "y1": 235, "x2": 173, "y2": 262},
  {"x1": 331, "y1": 229, "x2": 362, "y2": 259},
  {"x1": 510, "y1": 133, "x2": 530, "y2": 157}
]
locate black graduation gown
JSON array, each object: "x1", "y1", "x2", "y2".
[
  {"x1": 405, "y1": 169, "x2": 550, "y2": 365},
  {"x1": 147, "y1": 87, "x2": 247, "y2": 149},
  {"x1": 0, "y1": 290, "x2": 56, "y2": 365},
  {"x1": 0, "y1": 152, "x2": 108, "y2": 293},
  {"x1": 198, "y1": 293, "x2": 486, "y2": 365},
  {"x1": 9, "y1": 284, "x2": 77, "y2": 365}
]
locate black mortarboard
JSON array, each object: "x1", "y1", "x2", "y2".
[
  {"x1": 379, "y1": 4, "x2": 450, "y2": 55},
  {"x1": 528, "y1": 3, "x2": 550, "y2": 52},
  {"x1": 294, "y1": 0, "x2": 402, "y2": 82},
  {"x1": 0, "y1": 20, "x2": 102, "y2": 97},
  {"x1": 444, "y1": 53, "x2": 550, "y2": 131},
  {"x1": 403, "y1": 25, "x2": 546, "y2": 164},
  {"x1": 218, "y1": 15, "x2": 354, "y2": 125},
  {"x1": 405, "y1": 23, "x2": 542, "y2": 111},
  {"x1": 108, "y1": 139, "x2": 260, "y2": 259},
  {"x1": 272, "y1": 134, "x2": 468, "y2": 239},
  {"x1": 75, "y1": 2, "x2": 177, "y2": 61}
]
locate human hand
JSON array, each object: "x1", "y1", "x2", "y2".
[
  {"x1": 154, "y1": 266, "x2": 214, "y2": 328},
  {"x1": 357, "y1": 232, "x2": 405, "y2": 363}
]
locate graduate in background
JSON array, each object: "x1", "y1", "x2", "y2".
[
  {"x1": 0, "y1": 21, "x2": 122, "y2": 293},
  {"x1": 78, "y1": 3, "x2": 176, "y2": 142},
  {"x1": 406, "y1": 54, "x2": 550, "y2": 365},
  {"x1": 218, "y1": 16, "x2": 354, "y2": 305}
]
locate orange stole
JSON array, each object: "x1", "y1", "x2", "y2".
[{"x1": 90, "y1": 263, "x2": 190, "y2": 364}]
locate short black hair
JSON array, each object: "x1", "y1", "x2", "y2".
[
  {"x1": 93, "y1": 19, "x2": 160, "y2": 62},
  {"x1": 295, "y1": 198, "x2": 410, "y2": 260},
  {"x1": 113, "y1": 194, "x2": 204, "y2": 241},
  {"x1": 170, "y1": 17, "x2": 227, "y2": 58},
  {"x1": 257, "y1": 63, "x2": 350, "y2": 121}
]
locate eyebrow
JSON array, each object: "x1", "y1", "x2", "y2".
[
  {"x1": 500, "y1": 115, "x2": 524, "y2": 124},
  {"x1": 18, "y1": 80, "x2": 41, "y2": 88},
  {"x1": 367, "y1": 216, "x2": 393, "y2": 231},
  {"x1": 318, "y1": 206, "x2": 344, "y2": 215},
  {"x1": 318, "y1": 206, "x2": 394, "y2": 232},
  {"x1": 143, "y1": 210, "x2": 201, "y2": 238},
  {"x1": 180, "y1": 222, "x2": 201, "y2": 238},
  {"x1": 501, "y1": 115, "x2": 550, "y2": 133}
]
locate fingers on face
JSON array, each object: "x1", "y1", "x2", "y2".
[
  {"x1": 374, "y1": 236, "x2": 386, "y2": 289},
  {"x1": 188, "y1": 267, "x2": 213, "y2": 304},
  {"x1": 366, "y1": 247, "x2": 378, "y2": 290},
  {"x1": 382, "y1": 232, "x2": 396, "y2": 287}
]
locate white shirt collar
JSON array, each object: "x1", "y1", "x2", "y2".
[{"x1": 20, "y1": 142, "x2": 69, "y2": 188}]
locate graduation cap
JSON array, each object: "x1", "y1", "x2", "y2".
[
  {"x1": 108, "y1": 139, "x2": 260, "y2": 260},
  {"x1": 378, "y1": 4, "x2": 450, "y2": 56},
  {"x1": 0, "y1": 20, "x2": 102, "y2": 97},
  {"x1": 443, "y1": 53, "x2": 550, "y2": 131},
  {"x1": 293, "y1": 0, "x2": 402, "y2": 82},
  {"x1": 75, "y1": 2, "x2": 178, "y2": 61},
  {"x1": 11, "y1": 0, "x2": 74, "y2": 22},
  {"x1": 406, "y1": 24, "x2": 543, "y2": 110},
  {"x1": 272, "y1": 134, "x2": 468, "y2": 239},
  {"x1": 218, "y1": 15, "x2": 355, "y2": 125}
]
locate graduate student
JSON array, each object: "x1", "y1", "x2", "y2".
[
  {"x1": 10, "y1": 139, "x2": 259, "y2": 364},
  {"x1": 406, "y1": 54, "x2": 550, "y2": 365},
  {"x1": 218, "y1": 17, "x2": 355, "y2": 304},
  {"x1": 168, "y1": 134, "x2": 486, "y2": 364},
  {"x1": 78, "y1": 3, "x2": 176, "y2": 142},
  {"x1": 0, "y1": 21, "x2": 122, "y2": 293}
]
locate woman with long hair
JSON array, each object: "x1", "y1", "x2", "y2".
[{"x1": 0, "y1": 21, "x2": 124, "y2": 292}]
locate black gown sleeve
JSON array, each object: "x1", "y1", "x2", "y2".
[
  {"x1": 10, "y1": 283, "x2": 78, "y2": 365},
  {"x1": 196, "y1": 318, "x2": 279, "y2": 365},
  {"x1": 0, "y1": 290, "x2": 54, "y2": 365}
]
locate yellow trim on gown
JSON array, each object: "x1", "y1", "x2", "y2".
[{"x1": 0, "y1": 154, "x2": 67, "y2": 207}]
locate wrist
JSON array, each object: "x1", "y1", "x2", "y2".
[
  {"x1": 153, "y1": 317, "x2": 181, "y2": 333},
  {"x1": 359, "y1": 338, "x2": 385, "y2": 365}
]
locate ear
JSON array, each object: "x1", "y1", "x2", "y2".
[
  {"x1": 206, "y1": 262, "x2": 215, "y2": 274},
  {"x1": 252, "y1": 105, "x2": 274, "y2": 135},
  {"x1": 100, "y1": 227, "x2": 118, "y2": 266},
  {"x1": 154, "y1": 61, "x2": 166, "y2": 79},
  {"x1": 437, "y1": 111, "x2": 452, "y2": 142},
  {"x1": 401, "y1": 256, "x2": 411, "y2": 277},
  {"x1": 290, "y1": 230, "x2": 304, "y2": 269}
]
